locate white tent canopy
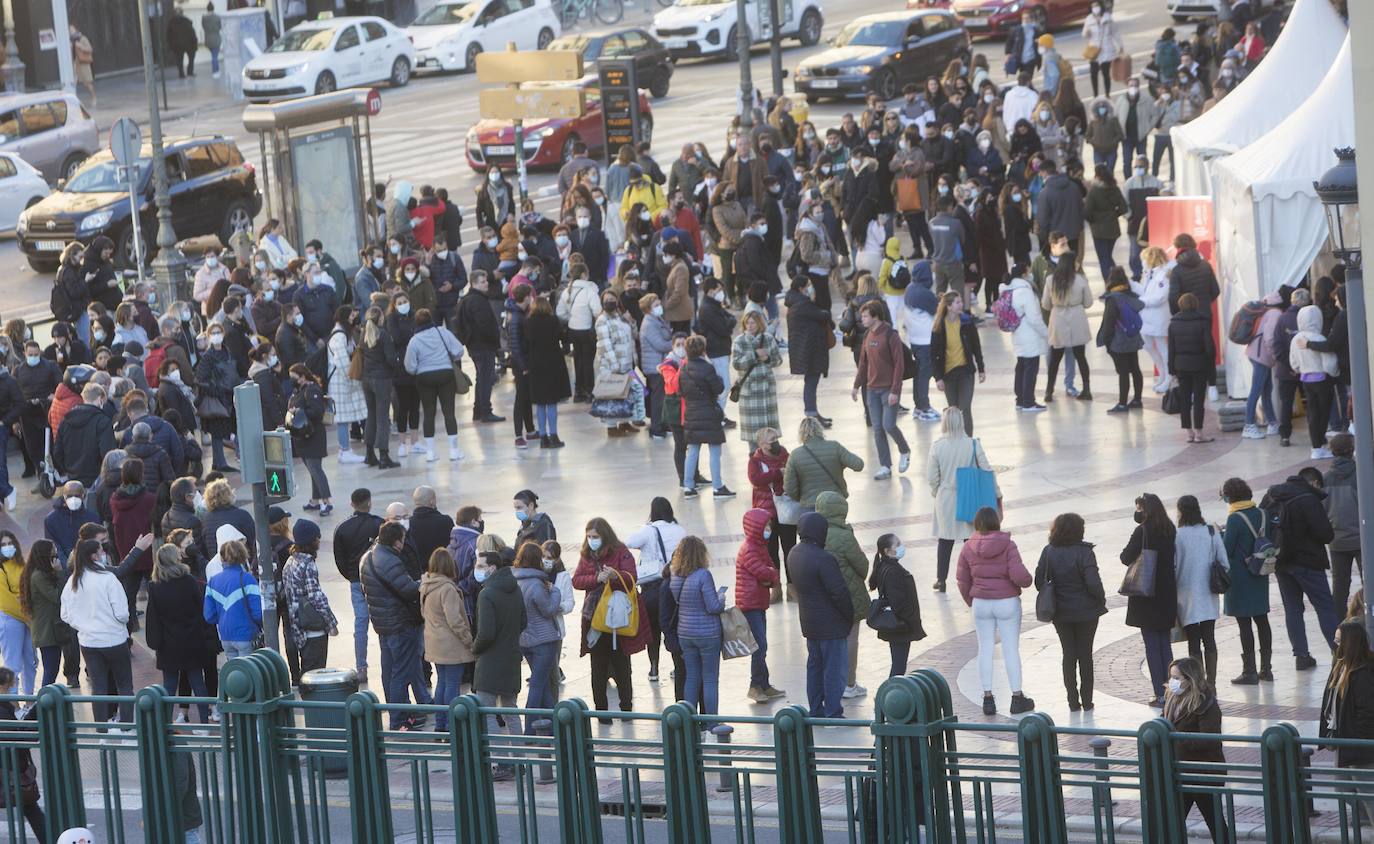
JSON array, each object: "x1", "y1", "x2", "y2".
[
  {"x1": 1213, "y1": 35, "x2": 1353, "y2": 396},
  {"x1": 1171, "y1": 0, "x2": 1347, "y2": 197}
]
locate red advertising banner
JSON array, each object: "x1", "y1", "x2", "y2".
[{"x1": 1147, "y1": 196, "x2": 1220, "y2": 362}]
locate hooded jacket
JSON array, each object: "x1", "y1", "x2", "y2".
[
  {"x1": 1167, "y1": 250, "x2": 1220, "y2": 316},
  {"x1": 735, "y1": 508, "x2": 780, "y2": 612},
  {"x1": 814, "y1": 492, "x2": 869, "y2": 620},
  {"x1": 785, "y1": 512, "x2": 854, "y2": 640},
  {"x1": 420, "y1": 573, "x2": 474, "y2": 665},
  {"x1": 1290, "y1": 305, "x2": 1339, "y2": 378},
  {"x1": 1260, "y1": 477, "x2": 1334, "y2": 572},
  {"x1": 1002, "y1": 277, "x2": 1049, "y2": 358},
  {"x1": 45, "y1": 499, "x2": 102, "y2": 564},
  {"x1": 903, "y1": 261, "x2": 938, "y2": 345},
  {"x1": 1167, "y1": 309, "x2": 1216, "y2": 375},
  {"x1": 53, "y1": 402, "x2": 116, "y2": 486},
  {"x1": 1035, "y1": 174, "x2": 1084, "y2": 241},
  {"x1": 956, "y1": 531, "x2": 1032, "y2": 606},
  {"x1": 203, "y1": 563, "x2": 263, "y2": 643},
  {"x1": 513, "y1": 567, "x2": 562, "y2": 648},
  {"x1": 472, "y1": 565, "x2": 527, "y2": 695},
  {"x1": 1324, "y1": 457, "x2": 1360, "y2": 554}
]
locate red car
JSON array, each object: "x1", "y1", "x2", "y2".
[
  {"x1": 465, "y1": 85, "x2": 654, "y2": 173},
  {"x1": 906, "y1": 0, "x2": 1095, "y2": 38}
]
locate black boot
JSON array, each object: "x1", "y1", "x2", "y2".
[
  {"x1": 1259, "y1": 648, "x2": 1274, "y2": 681},
  {"x1": 1204, "y1": 649, "x2": 1218, "y2": 687},
  {"x1": 364, "y1": 449, "x2": 378, "y2": 467},
  {"x1": 378, "y1": 451, "x2": 400, "y2": 469},
  {"x1": 1231, "y1": 651, "x2": 1259, "y2": 685}
]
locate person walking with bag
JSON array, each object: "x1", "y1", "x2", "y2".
[
  {"x1": 957, "y1": 508, "x2": 1034, "y2": 715},
  {"x1": 927, "y1": 407, "x2": 999, "y2": 592},
  {"x1": 286, "y1": 365, "x2": 332, "y2": 516},
  {"x1": 1120, "y1": 493, "x2": 1178, "y2": 707},
  {"x1": 868, "y1": 534, "x2": 925, "y2": 678},
  {"x1": 572, "y1": 518, "x2": 641, "y2": 719},
  {"x1": 669, "y1": 536, "x2": 725, "y2": 719},
  {"x1": 282, "y1": 520, "x2": 336, "y2": 676},
  {"x1": 1081, "y1": 4, "x2": 1123, "y2": 97},
  {"x1": 1034, "y1": 513, "x2": 1107, "y2": 710},
  {"x1": 1219, "y1": 477, "x2": 1273, "y2": 685},
  {"x1": 1174, "y1": 495, "x2": 1225, "y2": 687},
  {"x1": 851, "y1": 301, "x2": 912, "y2": 480}
]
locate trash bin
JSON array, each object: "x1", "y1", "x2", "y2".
[{"x1": 298, "y1": 667, "x2": 358, "y2": 777}]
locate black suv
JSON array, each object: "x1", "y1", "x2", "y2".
[
  {"x1": 17, "y1": 135, "x2": 261, "y2": 272},
  {"x1": 547, "y1": 27, "x2": 675, "y2": 98}
]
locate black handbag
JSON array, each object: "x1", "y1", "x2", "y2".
[
  {"x1": 196, "y1": 394, "x2": 230, "y2": 420},
  {"x1": 296, "y1": 599, "x2": 330, "y2": 633},
  {"x1": 1119, "y1": 529, "x2": 1158, "y2": 598},
  {"x1": 1035, "y1": 570, "x2": 1056, "y2": 623},
  {"x1": 865, "y1": 597, "x2": 902, "y2": 633},
  {"x1": 1207, "y1": 526, "x2": 1232, "y2": 594},
  {"x1": 1161, "y1": 385, "x2": 1182, "y2": 415}
]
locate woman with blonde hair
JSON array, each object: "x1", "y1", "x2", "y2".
[
  {"x1": 1041, "y1": 253, "x2": 1094, "y2": 403},
  {"x1": 730, "y1": 310, "x2": 782, "y2": 443},
  {"x1": 360, "y1": 306, "x2": 401, "y2": 468},
  {"x1": 1164, "y1": 656, "x2": 1227, "y2": 841},
  {"x1": 669, "y1": 535, "x2": 725, "y2": 719},
  {"x1": 926, "y1": 407, "x2": 998, "y2": 592},
  {"x1": 421, "y1": 547, "x2": 473, "y2": 732},
  {"x1": 930, "y1": 292, "x2": 985, "y2": 435},
  {"x1": 1131, "y1": 245, "x2": 1173, "y2": 393}
]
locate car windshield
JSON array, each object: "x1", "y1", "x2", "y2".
[
  {"x1": 833, "y1": 20, "x2": 905, "y2": 47},
  {"x1": 411, "y1": 2, "x2": 478, "y2": 24},
  {"x1": 65, "y1": 160, "x2": 149, "y2": 193},
  {"x1": 268, "y1": 27, "x2": 336, "y2": 51}
]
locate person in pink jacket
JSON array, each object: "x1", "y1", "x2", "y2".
[{"x1": 956, "y1": 507, "x2": 1035, "y2": 716}]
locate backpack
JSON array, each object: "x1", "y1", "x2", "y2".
[
  {"x1": 1228, "y1": 299, "x2": 1267, "y2": 345},
  {"x1": 991, "y1": 289, "x2": 1022, "y2": 332},
  {"x1": 1115, "y1": 297, "x2": 1143, "y2": 337},
  {"x1": 1264, "y1": 494, "x2": 1309, "y2": 567},
  {"x1": 143, "y1": 344, "x2": 168, "y2": 388},
  {"x1": 50, "y1": 280, "x2": 76, "y2": 323},
  {"x1": 1238, "y1": 508, "x2": 1278, "y2": 577},
  {"x1": 785, "y1": 240, "x2": 805, "y2": 280}
]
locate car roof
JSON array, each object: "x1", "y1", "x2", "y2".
[
  {"x1": 0, "y1": 91, "x2": 78, "y2": 110},
  {"x1": 574, "y1": 26, "x2": 649, "y2": 38},
  {"x1": 851, "y1": 10, "x2": 927, "y2": 24}
]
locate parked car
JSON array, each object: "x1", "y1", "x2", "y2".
[
  {"x1": 0, "y1": 153, "x2": 50, "y2": 232},
  {"x1": 548, "y1": 27, "x2": 675, "y2": 98},
  {"x1": 908, "y1": 0, "x2": 1094, "y2": 38},
  {"x1": 465, "y1": 83, "x2": 654, "y2": 171},
  {"x1": 408, "y1": 0, "x2": 562, "y2": 73},
  {"x1": 242, "y1": 16, "x2": 415, "y2": 101},
  {"x1": 1166, "y1": 0, "x2": 1226, "y2": 21},
  {"x1": 652, "y1": 0, "x2": 823, "y2": 61},
  {"x1": 0, "y1": 92, "x2": 99, "y2": 183},
  {"x1": 795, "y1": 10, "x2": 968, "y2": 103},
  {"x1": 17, "y1": 136, "x2": 261, "y2": 272}
]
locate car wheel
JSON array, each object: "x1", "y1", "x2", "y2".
[
  {"x1": 1172, "y1": 13, "x2": 1190, "y2": 22},
  {"x1": 390, "y1": 56, "x2": 411, "y2": 88},
  {"x1": 648, "y1": 73, "x2": 670, "y2": 98},
  {"x1": 1031, "y1": 5, "x2": 1048, "y2": 30},
  {"x1": 116, "y1": 224, "x2": 149, "y2": 270},
  {"x1": 592, "y1": 0, "x2": 623, "y2": 26},
  {"x1": 26, "y1": 256, "x2": 58, "y2": 273},
  {"x1": 798, "y1": 9, "x2": 822, "y2": 47},
  {"x1": 60, "y1": 153, "x2": 87, "y2": 182},
  {"x1": 466, "y1": 43, "x2": 482, "y2": 72},
  {"x1": 804, "y1": 93, "x2": 820, "y2": 105},
  {"x1": 724, "y1": 25, "x2": 740, "y2": 62},
  {"x1": 220, "y1": 199, "x2": 254, "y2": 247},
  {"x1": 537, "y1": 28, "x2": 555, "y2": 49},
  {"x1": 314, "y1": 71, "x2": 336, "y2": 95},
  {"x1": 560, "y1": 134, "x2": 581, "y2": 166},
  {"x1": 874, "y1": 68, "x2": 898, "y2": 101},
  {"x1": 638, "y1": 115, "x2": 653, "y2": 146}
]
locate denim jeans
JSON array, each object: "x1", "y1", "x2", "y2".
[
  {"x1": 743, "y1": 609, "x2": 769, "y2": 689},
  {"x1": 1276, "y1": 567, "x2": 1339, "y2": 657},
  {"x1": 1014, "y1": 356, "x2": 1040, "y2": 407},
  {"x1": 1140, "y1": 628, "x2": 1173, "y2": 699},
  {"x1": 379, "y1": 626, "x2": 432, "y2": 728},
  {"x1": 805, "y1": 637, "x2": 847, "y2": 718},
  {"x1": 522, "y1": 640, "x2": 561, "y2": 726},
  {"x1": 1093, "y1": 147, "x2": 1118, "y2": 177},
  {"x1": 350, "y1": 582, "x2": 370, "y2": 673},
  {"x1": 803, "y1": 372, "x2": 821, "y2": 415},
  {"x1": 335, "y1": 422, "x2": 351, "y2": 451},
  {"x1": 1245, "y1": 359, "x2": 1276, "y2": 426},
  {"x1": 684, "y1": 442, "x2": 723, "y2": 491},
  {"x1": 864, "y1": 388, "x2": 909, "y2": 468},
  {"x1": 0, "y1": 611, "x2": 35, "y2": 694},
  {"x1": 710, "y1": 355, "x2": 730, "y2": 411},
  {"x1": 680, "y1": 634, "x2": 722, "y2": 717},
  {"x1": 535, "y1": 403, "x2": 560, "y2": 437},
  {"x1": 222, "y1": 640, "x2": 256, "y2": 659},
  {"x1": 910, "y1": 344, "x2": 932, "y2": 411},
  {"x1": 162, "y1": 668, "x2": 210, "y2": 723},
  {"x1": 434, "y1": 662, "x2": 465, "y2": 732},
  {"x1": 1128, "y1": 236, "x2": 1144, "y2": 281}
]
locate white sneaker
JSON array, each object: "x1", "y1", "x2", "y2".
[
  {"x1": 1312, "y1": 447, "x2": 1334, "y2": 459},
  {"x1": 874, "y1": 467, "x2": 892, "y2": 480},
  {"x1": 1241, "y1": 424, "x2": 1266, "y2": 439},
  {"x1": 209, "y1": 705, "x2": 221, "y2": 723},
  {"x1": 397, "y1": 442, "x2": 408, "y2": 458},
  {"x1": 1267, "y1": 422, "x2": 1281, "y2": 436},
  {"x1": 412, "y1": 440, "x2": 428, "y2": 454},
  {"x1": 426, "y1": 438, "x2": 440, "y2": 463},
  {"x1": 173, "y1": 711, "x2": 187, "y2": 724},
  {"x1": 449, "y1": 435, "x2": 464, "y2": 461},
  {"x1": 1207, "y1": 385, "x2": 1220, "y2": 403},
  {"x1": 842, "y1": 684, "x2": 867, "y2": 700},
  {"x1": 339, "y1": 451, "x2": 365, "y2": 464},
  {"x1": 3, "y1": 489, "x2": 14, "y2": 511},
  {"x1": 898, "y1": 452, "x2": 911, "y2": 473},
  {"x1": 1327, "y1": 430, "x2": 1344, "y2": 440}
]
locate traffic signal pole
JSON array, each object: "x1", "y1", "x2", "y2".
[{"x1": 234, "y1": 382, "x2": 279, "y2": 651}]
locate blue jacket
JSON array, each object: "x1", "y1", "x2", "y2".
[
  {"x1": 203, "y1": 563, "x2": 263, "y2": 643},
  {"x1": 353, "y1": 265, "x2": 382, "y2": 308},
  {"x1": 118, "y1": 413, "x2": 186, "y2": 474},
  {"x1": 429, "y1": 252, "x2": 467, "y2": 320},
  {"x1": 903, "y1": 262, "x2": 938, "y2": 315},
  {"x1": 669, "y1": 567, "x2": 724, "y2": 639},
  {"x1": 44, "y1": 500, "x2": 102, "y2": 567},
  {"x1": 784, "y1": 512, "x2": 853, "y2": 640}
]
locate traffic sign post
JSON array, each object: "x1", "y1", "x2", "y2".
[
  {"x1": 109, "y1": 117, "x2": 146, "y2": 286},
  {"x1": 475, "y1": 45, "x2": 585, "y2": 206},
  {"x1": 233, "y1": 381, "x2": 287, "y2": 652},
  {"x1": 596, "y1": 60, "x2": 641, "y2": 167}
]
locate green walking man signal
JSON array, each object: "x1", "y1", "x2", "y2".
[{"x1": 261, "y1": 429, "x2": 295, "y2": 503}]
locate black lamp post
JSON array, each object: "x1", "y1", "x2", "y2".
[{"x1": 1314, "y1": 147, "x2": 1374, "y2": 643}]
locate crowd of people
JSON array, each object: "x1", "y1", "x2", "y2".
[{"x1": 0, "y1": 4, "x2": 1364, "y2": 841}]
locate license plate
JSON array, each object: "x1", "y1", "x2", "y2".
[
  {"x1": 964, "y1": 17, "x2": 988, "y2": 28},
  {"x1": 811, "y1": 79, "x2": 839, "y2": 89},
  {"x1": 485, "y1": 145, "x2": 515, "y2": 155},
  {"x1": 662, "y1": 39, "x2": 688, "y2": 50},
  {"x1": 35, "y1": 240, "x2": 65, "y2": 251}
]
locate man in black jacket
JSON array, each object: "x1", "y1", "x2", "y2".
[
  {"x1": 570, "y1": 208, "x2": 611, "y2": 284},
  {"x1": 435, "y1": 187, "x2": 464, "y2": 250},
  {"x1": 455, "y1": 272, "x2": 504, "y2": 424},
  {"x1": 428, "y1": 235, "x2": 467, "y2": 325},
  {"x1": 1271, "y1": 286, "x2": 1309, "y2": 447},
  {"x1": 53, "y1": 382, "x2": 115, "y2": 488},
  {"x1": 333, "y1": 487, "x2": 383, "y2": 682},
  {"x1": 14, "y1": 342, "x2": 59, "y2": 481},
  {"x1": 1167, "y1": 233, "x2": 1220, "y2": 316},
  {"x1": 1261, "y1": 472, "x2": 1338, "y2": 670},
  {"x1": 696, "y1": 277, "x2": 737, "y2": 426},
  {"x1": 409, "y1": 485, "x2": 454, "y2": 567},
  {"x1": 162, "y1": 476, "x2": 203, "y2": 539},
  {"x1": 786, "y1": 512, "x2": 854, "y2": 717},
  {"x1": 120, "y1": 397, "x2": 186, "y2": 475},
  {"x1": 0, "y1": 365, "x2": 21, "y2": 509},
  {"x1": 360, "y1": 521, "x2": 433, "y2": 729},
  {"x1": 1035, "y1": 161, "x2": 1085, "y2": 255},
  {"x1": 733, "y1": 213, "x2": 779, "y2": 306}
]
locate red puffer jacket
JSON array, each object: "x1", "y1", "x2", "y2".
[
  {"x1": 747, "y1": 444, "x2": 789, "y2": 515},
  {"x1": 735, "y1": 508, "x2": 779, "y2": 612},
  {"x1": 572, "y1": 544, "x2": 648, "y2": 656}
]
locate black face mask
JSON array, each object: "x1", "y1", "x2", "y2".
[
  {"x1": 475, "y1": 519, "x2": 486, "y2": 533},
  {"x1": 1133, "y1": 510, "x2": 1145, "y2": 524}
]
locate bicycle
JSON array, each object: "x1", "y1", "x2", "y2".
[{"x1": 558, "y1": 0, "x2": 624, "y2": 28}]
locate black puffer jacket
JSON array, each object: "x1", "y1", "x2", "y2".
[
  {"x1": 785, "y1": 512, "x2": 854, "y2": 641},
  {"x1": 1034, "y1": 542, "x2": 1108, "y2": 624},
  {"x1": 785, "y1": 289, "x2": 830, "y2": 376},
  {"x1": 1166, "y1": 310, "x2": 1215, "y2": 375},
  {"x1": 1260, "y1": 477, "x2": 1334, "y2": 572},
  {"x1": 361, "y1": 328, "x2": 401, "y2": 380},
  {"x1": 125, "y1": 440, "x2": 176, "y2": 491},
  {"x1": 1167, "y1": 249, "x2": 1220, "y2": 316},
  {"x1": 161, "y1": 502, "x2": 202, "y2": 542},
  {"x1": 332, "y1": 510, "x2": 382, "y2": 583},
  {"x1": 360, "y1": 543, "x2": 421, "y2": 635},
  {"x1": 696, "y1": 296, "x2": 736, "y2": 358},
  {"x1": 53, "y1": 402, "x2": 115, "y2": 486},
  {"x1": 677, "y1": 357, "x2": 724, "y2": 445}
]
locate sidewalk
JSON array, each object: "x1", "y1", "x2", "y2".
[{"x1": 85, "y1": 66, "x2": 245, "y2": 130}]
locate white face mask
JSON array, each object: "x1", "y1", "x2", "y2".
[
  {"x1": 193, "y1": 491, "x2": 205, "y2": 512},
  {"x1": 208, "y1": 333, "x2": 224, "y2": 346},
  {"x1": 1012, "y1": 192, "x2": 1023, "y2": 202},
  {"x1": 397, "y1": 303, "x2": 411, "y2": 315},
  {"x1": 167, "y1": 369, "x2": 181, "y2": 382},
  {"x1": 713, "y1": 291, "x2": 726, "y2": 303},
  {"x1": 576, "y1": 217, "x2": 591, "y2": 229},
  {"x1": 756, "y1": 224, "x2": 768, "y2": 236},
  {"x1": 978, "y1": 139, "x2": 991, "y2": 151},
  {"x1": 65, "y1": 496, "x2": 83, "y2": 511},
  {"x1": 436, "y1": 249, "x2": 448, "y2": 259},
  {"x1": 268, "y1": 354, "x2": 279, "y2": 367},
  {"x1": 306, "y1": 253, "x2": 318, "y2": 263},
  {"x1": 898, "y1": 139, "x2": 909, "y2": 151},
  {"x1": 488, "y1": 170, "x2": 501, "y2": 184},
  {"x1": 293, "y1": 313, "x2": 304, "y2": 327},
  {"x1": 651, "y1": 305, "x2": 664, "y2": 317},
  {"x1": 404, "y1": 270, "x2": 417, "y2": 282},
  {"x1": 943, "y1": 130, "x2": 955, "y2": 141},
  {"x1": 389, "y1": 243, "x2": 402, "y2": 255},
  {"x1": 984, "y1": 93, "x2": 995, "y2": 104},
  {"x1": 485, "y1": 238, "x2": 499, "y2": 249},
  {"x1": 263, "y1": 290, "x2": 275, "y2": 302},
  {"x1": 555, "y1": 235, "x2": 570, "y2": 247},
  {"x1": 1167, "y1": 678, "x2": 1184, "y2": 695},
  {"x1": 1128, "y1": 85, "x2": 1139, "y2": 96},
  {"x1": 254, "y1": 260, "x2": 267, "y2": 272},
  {"x1": 0, "y1": 544, "x2": 15, "y2": 559},
  {"x1": 1039, "y1": 110, "x2": 1051, "y2": 121},
  {"x1": 639, "y1": 211, "x2": 651, "y2": 222},
  {"x1": 1134, "y1": 167, "x2": 1146, "y2": 176},
  {"x1": 206, "y1": 256, "x2": 219, "y2": 267}
]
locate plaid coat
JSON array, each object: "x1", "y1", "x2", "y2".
[
  {"x1": 282, "y1": 551, "x2": 337, "y2": 651},
  {"x1": 730, "y1": 331, "x2": 782, "y2": 442},
  {"x1": 595, "y1": 314, "x2": 636, "y2": 377},
  {"x1": 327, "y1": 329, "x2": 367, "y2": 423}
]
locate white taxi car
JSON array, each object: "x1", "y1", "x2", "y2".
[
  {"x1": 242, "y1": 16, "x2": 415, "y2": 102},
  {"x1": 407, "y1": 0, "x2": 562, "y2": 73}
]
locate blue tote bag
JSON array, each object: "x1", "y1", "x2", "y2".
[{"x1": 954, "y1": 438, "x2": 998, "y2": 522}]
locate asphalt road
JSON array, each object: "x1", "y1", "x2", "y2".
[{"x1": 0, "y1": 0, "x2": 1173, "y2": 326}]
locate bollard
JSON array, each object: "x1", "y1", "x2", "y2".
[
  {"x1": 1302, "y1": 746, "x2": 1318, "y2": 816},
  {"x1": 1090, "y1": 737, "x2": 1116, "y2": 809},
  {"x1": 712, "y1": 724, "x2": 734, "y2": 793},
  {"x1": 532, "y1": 718, "x2": 555, "y2": 784}
]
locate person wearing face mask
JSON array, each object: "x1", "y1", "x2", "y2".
[
  {"x1": 42, "y1": 481, "x2": 99, "y2": 569},
  {"x1": 455, "y1": 271, "x2": 503, "y2": 423},
  {"x1": 1005, "y1": 8, "x2": 1043, "y2": 75},
  {"x1": 53, "y1": 242, "x2": 94, "y2": 344},
  {"x1": 619, "y1": 163, "x2": 668, "y2": 227},
  {"x1": 353, "y1": 246, "x2": 386, "y2": 307},
  {"x1": 61, "y1": 539, "x2": 135, "y2": 725},
  {"x1": 722, "y1": 140, "x2": 765, "y2": 216},
  {"x1": 474, "y1": 168, "x2": 514, "y2": 235},
  {"x1": 1085, "y1": 96, "x2": 1124, "y2": 176},
  {"x1": 294, "y1": 263, "x2": 340, "y2": 348},
  {"x1": 510, "y1": 489, "x2": 556, "y2": 548},
  {"x1": 554, "y1": 265, "x2": 604, "y2": 403},
  {"x1": 257, "y1": 218, "x2": 300, "y2": 272},
  {"x1": 1162, "y1": 656, "x2": 1228, "y2": 841},
  {"x1": 659, "y1": 332, "x2": 706, "y2": 489},
  {"x1": 572, "y1": 518, "x2": 645, "y2": 719},
  {"x1": 635, "y1": 293, "x2": 673, "y2": 438},
  {"x1": 1081, "y1": 3, "x2": 1123, "y2": 97},
  {"x1": 193, "y1": 247, "x2": 231, "y2": 314},
  {"x1": 840, "y1": 149, "x2": 880, "y2": 262},
  {"x1": 53, "y1": 382, "x2": 116, "y2": 488},
  {"x1": 15, "y1": 340, "x2": 60, "y2": 479},
  {"x1": 427, "y1": 234, "x2": 467, "y2": 322},
  {"x1": 867, "y1": 533, "x2": 924, "y2": 678},
  {"x1": 1113, "y1": 77, "x2": 1159, "y2": 181},
  {"x1": 1119, "y1": 493, "x2": 1180, "y2": 706},
  {"x1": 358, "y1": 306, "x2": 402, "y2": 469},
  {"x1": 325, "y1": 306, "x2": 368, "y2": 464},
  {"x1": 0, "y1": 532, "x2": 35, "y2": 697},
  {"x1": 569, "y1": 207, "x2": 611, "y2": 285},
  {"x1": 1002, "y1": 69, "x2": 1041, "y2": 141},
  {"x1": 420, "y1": 547, "x2": 474, "y2": 734},
  {"x1": 696, "y1": 277, "x2": 737, "y2": 414},
  {"x1": 272, "y1": 303, "x2": 308, "y2": 376},
  {"x1": 360, "y1": 521, "x2": 432, "y2": 730},
  {"x1": 1034, "y1": 512, "x2": 1108, "y2": 711}
]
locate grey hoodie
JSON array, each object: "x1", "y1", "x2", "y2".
[{"x1": 1323, "y1": 457, "x2": 1360, "y2": 553}]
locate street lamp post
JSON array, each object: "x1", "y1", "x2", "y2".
[
  {"x1": 1314, "y1": 148, "x2": 1374, "y2": 645},
  {"x1": 136, "y1": 0, "x2": 190, "y2": 306},
  {"x1": 1, "y1": 0, "x2": 26, "y2": 93},
  {"x1": 735, "y1": 0, "x2": 752, "y2": 132}
]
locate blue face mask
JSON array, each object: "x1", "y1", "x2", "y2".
[
  {"x1": 515, "y1": 509, "x2": 530, "y2": 522},
  {"x1": 474, "y1": 568, "x2": 490, "y2": 583},
  {"x1": 587, "y1": 537, "x2": 603, "y2": 552}
]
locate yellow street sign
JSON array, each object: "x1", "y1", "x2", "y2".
[
  {"x1": 478, "y1": 87, "x2": 585, "y2": 121},
  {"x1": 474, "y1": 50, "x2": 584, "y2": 84}
]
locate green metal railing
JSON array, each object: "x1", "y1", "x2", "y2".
[{"x1": 1, "y1": 650, "x2": 1371, "y2": 843}]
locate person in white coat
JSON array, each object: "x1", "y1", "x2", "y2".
[
  {"x1": 327, "y1": 310, "x2": 367, "y2": 462},
  {"x1": 1080, "y1": 4, "x2": 1124, "y2": 97},
  {"x1": 1001, "y1": 267, "x2": 1049, "y2": 412},
  {"x1": 556, "y1": 270, "x2": 604, "y2": 402},
  {"x1": 1173, "y1": 495, "x2": 1225, "y2": 686},
  {"x1": 623, "y1": 497, "x2": 687, "y2": 682},
  {"x1": 60, "y1": 538, "x2": 135, "y2": 726},
  {"x1": 926, "y1": 407, "x2": 1000, "y2": 593},
  {"x1": 1131, "y1": 246, "x2": 1173, "y2": 393},
  {"x1": 1002, "y1": 69, "x2": 1040, "y2": 142}
]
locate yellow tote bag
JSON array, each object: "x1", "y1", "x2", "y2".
[{"x1": 590, "y1": 568, "x2": 640, "y2": 637}]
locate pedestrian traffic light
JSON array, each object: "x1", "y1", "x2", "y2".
[{"x1": 262, "y1": 430, "x2": 295, "y2": 503}]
